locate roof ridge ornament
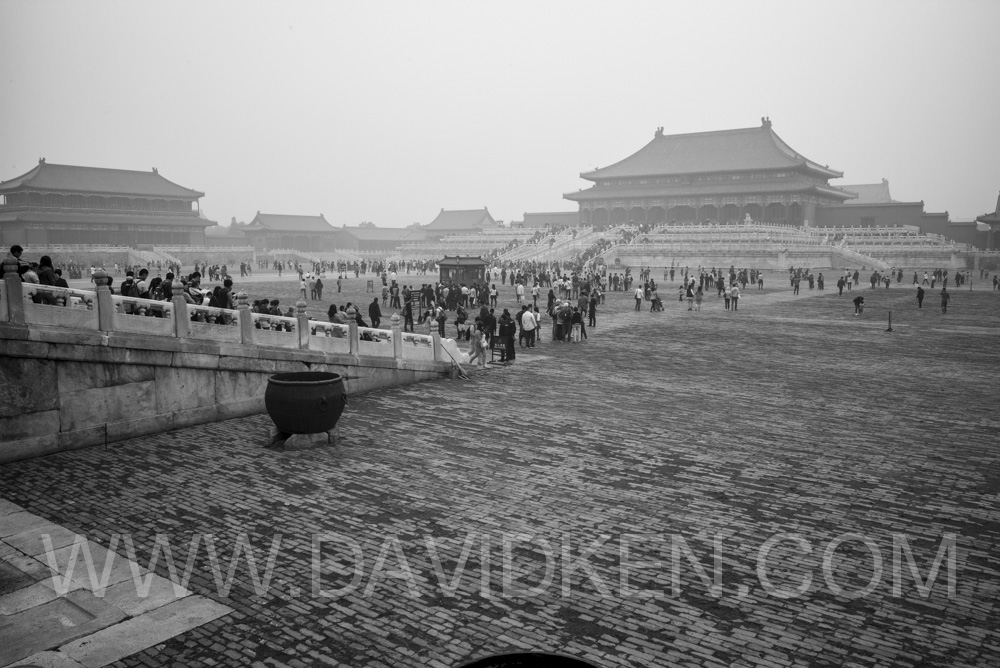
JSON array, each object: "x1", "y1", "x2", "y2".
[
  {"x1": 761, "y1": 116, "x2": 771, "y2": 128},
  {"x1": 654, "y1": 126, "x2": 664, "y2": 138}
]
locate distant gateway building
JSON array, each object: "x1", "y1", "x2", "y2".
[
  {"x1": 0, "y1": 159, "x2": 214, "y2": 247},
  {"x1": 243, "y1": 212, "x2": 336, "y2": 252},
  {"x1": 564, "y1": 119, "x2": 853, "y2": 226}
]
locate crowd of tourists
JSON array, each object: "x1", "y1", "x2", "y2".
[{"x1": 7, "y1": 241, "x2": 989, "y2": 361}]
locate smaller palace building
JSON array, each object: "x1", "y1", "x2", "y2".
[
  {"x1": 0, "y1": 159, "x2": 213, "y2": 247},
  {"x1": 564, "y1": 119, "x2": 853, "y2": 226},
  {"x1": 243, "y1": 212, "x2": 337, "y2": 252},
  {"x1": 422, "y1": 208, "x2": 499, "y2": 240}
]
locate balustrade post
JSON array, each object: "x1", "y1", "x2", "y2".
[
  {"x1": 346, "y1": 305, "x2": 359, "y2": 355},
  {"x1": 296, "y1": 300, "x2": 310, "y2": 349},
  {"x1": 431, "y1": 331, "x2": 442, "y2": 362},
  {"x1": 1, "y1": 256, "x2": 22, "y2": 324},
  {"x1": 171, "y1": 278, "x2": 188, "y2": 339},
  {"x1": 92, "y1": 269, "x2": 114, "y2": 332},
  {"x1": 236, "y1": 291, "x2": 253, "y2": 344},
  {"x1": 390, "y1": 312, "x2": 402, "y2": 359}
]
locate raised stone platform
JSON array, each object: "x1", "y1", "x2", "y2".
[{"x1": 0, "y1": 499, "x2": 232, "y2": 667}]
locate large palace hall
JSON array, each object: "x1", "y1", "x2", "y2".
[
  {"x1": 561, "y1": 119, "x2": 987, "y2": 247},
  {"x1": 564, "y1": 118, "x2": 853, "y2": 227},
  {"x1": 0, "y1": 159, "x2": 214, "y2": 247}
]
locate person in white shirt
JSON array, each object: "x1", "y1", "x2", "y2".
[
  {"x1": 634, "y1": 286, "x2": 644, "y2": 311},
  {"x1": 520, "y1": 306, "x2": 536, "y2": 347},
  {"x1": 515, "y1": 282, "x2": 524, "y2": 304}
]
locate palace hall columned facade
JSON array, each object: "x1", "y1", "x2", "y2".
[
  {"x1": 0, "y1": 160, "x2": 214, "y2": 247},
  {"x1": 564, "y1": 119, "x2": 853, "y2": 227}
]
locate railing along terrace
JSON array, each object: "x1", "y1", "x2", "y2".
[
  {"x1": 1, "y1": 264, "x2": 445, "y2": 365},
  {"x1": 157, "y1": 246, "x2": 255, "y2": 253},
  {"x1": 23, "y1": 244, "x2": 132, "y2": 253}
]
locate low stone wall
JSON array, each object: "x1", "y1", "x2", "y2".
[
  {"x1": 0, "y1": 323, "x2": 447, "y2": 464},
  {"x1": 606, "y1": 247, "x2": 966, "y2": 271},
  {"x1": 0, "y1": 267, "x2": 451, "y2": 464}
]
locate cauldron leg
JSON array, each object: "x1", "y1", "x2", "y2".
[{"x1": 267, "y1": 426, "x2": 290, "y2": 448}]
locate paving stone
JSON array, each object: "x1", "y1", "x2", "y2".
[
  {"x1": 0, "y1": 589, "x2": 126, "y2": 666},
  {"x1": 0, "y1": 557, "x2": 38, "y2": 595},
  {"x1": 99, "y1": 572, "x2": 190, "y2": 617},
  {"x1": 58, "y1": 596, "x2": 233, "y2": 668},
  {"x1": 0, "y1": 511, "x2": 51, "y2": 538},
  {"x1": 3, "y1": 523, "x2": 83, "y2": 557},
  {"x1": 32, "y1": 540, "x2": 141, "y2": 594},
  {"x1": 8, "y1": 650, "x2": 88, "y2": 668},
  {"x1": 0, "y1": 498, "x2": 25, "y2": 517},
  {"x1": 0, "y1": 577, "x2": 84, "y2": 615}
]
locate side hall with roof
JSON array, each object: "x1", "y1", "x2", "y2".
[
  {"x1": 813, "y1": 177, "x2": 978, "y2": 244},
  {"x1": 243, "y1": 212, "x2": 337, "y2": 252},
  {"x1": 333, "y1": 225, "x2": 427, "y2": 252},
  {"x1": 0, "y1": 159, "x2": 214, "y2": 247},
  {"x1": 564, "y1": 119, "x2": 853, "y2": 227},
  {"x1": 421, "y1": 208, "x2": 499, "y2": 240}
]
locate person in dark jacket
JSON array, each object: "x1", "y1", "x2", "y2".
[
  {"x1": 369, "y1": 297, "x2": 382, "y2": 329},
  {"x1": 498, "y1": 309, "x2": 516, "y2": 364}
]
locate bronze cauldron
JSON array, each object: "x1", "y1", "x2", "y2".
[{"x1": 265, "y1": 371, "x2": 347, "y2": 434}]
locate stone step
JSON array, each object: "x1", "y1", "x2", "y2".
[{"x1": 57, "y1": 596, "x2": 232, "y2": 668}]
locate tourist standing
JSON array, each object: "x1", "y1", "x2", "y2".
[
  {"x1": 521, "y1": 306, "x2": 536, "y2": 348},
  {"x1": 940, "y1": 288, "x2": 950, "y2": 314},
  {"x1": 499, "y1": 310, "x2": 516, "y2": 363},
  {"x1": 731, "y1": 284, "x2": 740, "y2": 311}
]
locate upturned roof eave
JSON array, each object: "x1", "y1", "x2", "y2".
[
  {"x1": 0, "y1": 163, "x2": 204, "y2": 199},
  {"x1": 564, "y1": 182, "x2": 855, "y2": 202}
]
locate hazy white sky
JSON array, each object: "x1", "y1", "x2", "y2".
[{"x1": 2, "y1": 0, "x2": 998, "y2": 226}]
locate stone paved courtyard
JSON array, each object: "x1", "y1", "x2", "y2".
[{"x1": 2, "y1": 274, "x2": 999, "y2": 667}]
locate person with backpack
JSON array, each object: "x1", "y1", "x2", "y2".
[
  {"x1": 162, "y1": 273, "x2": 174, "y2": 301},
  {"x1": 209, "y1": 278, "x2": 235, "y2": 312},
  {"x1": 120, "y1": 271, "x2": 138, "y2": 297},
  {"x1": 136, "y1": 269, "x2": 150, "y2": 299}
]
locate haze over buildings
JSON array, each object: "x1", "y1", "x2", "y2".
[{"x1": 1, "y1": 0, "x2": 998, "y2": 227}]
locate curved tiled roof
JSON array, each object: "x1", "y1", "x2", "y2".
[
  {"x1": 565, "y1": 178, "x2": 854, "y2": 202},
  {"x1": 837, "y1": 180, "x2": 894, "y2": 204},
  {"x1": 247, "y1": 213, "x2": 336, "y2": 233},
  {"x1": 581, "y1": 122, "x2": 842, "y2": 181},
  {"x1": 0, "y1": 161, "x2": 204, "y2": 198},
  {"x1": 976, "y1": 191, "x2": 1000, "y2": 225},
  {"x1": 440, "y1": 255, "x2": 488, "y2": 266},
  {"x1": 424, "y1": 208, "x2": 497, "y2": 230}
]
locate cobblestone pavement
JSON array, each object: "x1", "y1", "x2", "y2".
[{"x1": 2, "y1": 276, "x2": 999, "y2": 667}]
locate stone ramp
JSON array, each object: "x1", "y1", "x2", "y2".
[{"x1": 0, "y1": 500, "x2": 232, "y2": 667}]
